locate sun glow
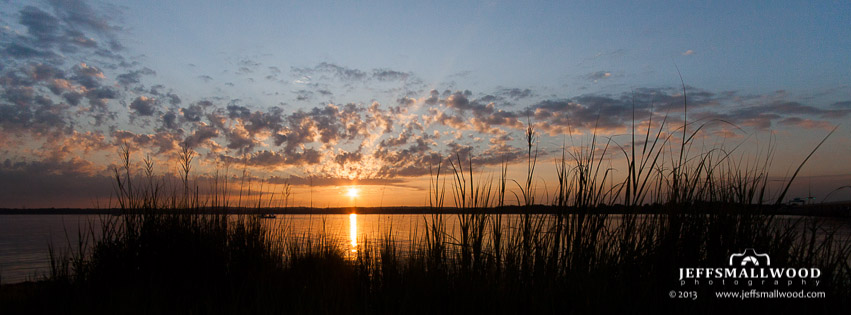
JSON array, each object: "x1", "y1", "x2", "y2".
[{"x1": 346, "y1": 186, "x2": 360, "y2": 199}]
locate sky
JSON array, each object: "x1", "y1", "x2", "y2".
[{"x1": 0, "y1": 0, "x2": 850, "y2": 208}]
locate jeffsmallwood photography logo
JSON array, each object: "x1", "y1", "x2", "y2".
[{"x1": 678, "y1": 248, "x2": 822, "y2": 287}]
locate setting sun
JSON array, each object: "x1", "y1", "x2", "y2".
[{"x1": 346, "y1": 187, "x2": 360, "y2": 199}]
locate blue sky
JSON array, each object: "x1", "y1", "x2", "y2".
[
  {"x1": 1, "y1": 0, "x2": 849, "y2": 207},
  {"x1": 116, "y1": 0, "x2": 850, "y2": 100}
]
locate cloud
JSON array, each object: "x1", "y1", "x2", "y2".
[
  {"x1": 591, "y1": 49, "x2": 627, "y2": 60},
  {"x1": 525, "y1": 86, "x2": 850, "y2": 135},
  {"x1": 160, "y1": 110, "x2": 178, "y2": 130},
  {"x1": 181, "y1": 102, "x2": 206, "y2": 122},
  {"x1": 166, "y1": 92, "x2": 181, "y2": 106},
  {"x1": 71, "y1": 62, "x2": 105, "y2": 88},
  {"x1": 424, "y1": 89, "x2": 440, "y2": 105},
  {"x1": 130, "y1": 96, "x2": 158, "y2": 116},
  {"x1": 291, "y1": 62, "x2": 422, "y2": 88},
  {"x1": 425, "y1": 90, "x2": 522, "y2": 135},
  {"x1": 0, "y1": 1, "x2": 137, "y2": 130},
  {"x1": 445, "y1": 91, "x2": 472, "y2": 110},
  {"x1": 497, "y1": 87, "x2": 534, "y2": 100},
  {"x1": 183, "y1": 124, "x2": 218, "y2": 148},
  {"x1": 0, "y1": 158, "x2": 114, "y2": 208},
  {"x1": 682, "y1": 49, "x2": 695, "y2": 56},
  {"x1": 113, "y1": 130, "x2": 180, "y2": 154},
  {"x1": 778, "y1": 117, "x2": 834, "y2": 131},
  {"x1": 219, "y1": 149, "x2": 322, "y2": 168},
  {"x1": 372, "y1": 69, "x2": 412, "y2": 81},
  {"x1": 699, "y1": 100, "x2": 851, "y2": 130},
  {"x1": 293, "y1": 62, "x2": 366, "y2": 81},
  {"x1": 295, "y1": 89, "x2": 313, "y2": 101},
  {"x1": 19, "y1": 6, "x2": 61, "y2": 44},
  {"x1": 479, "y1": 88, "x2": 536, "y2": 106},
  {"x1": 3, "y1": 1, "x2": 123, "y2": 64},
  {"x1": 3, "y1": 43, "x2": 59, "y2": 60},
  {"x1": 266, "y1": 175, "x2": 404, "y2": 187},
  {"x1": 334, "y1": 150, "x2": 363, "y2": 165},
  {"x1": 63, "y1": 91, "x2": 83, "y2": 106},
  {"x1": 581, "y1": 71, "x2": 615, "y2": 82},
  {"x1": 831, "y1": 100, "x2": 851, "y2": 108},
  {"x1": 373, "y1": 137, "x2": 441, "y2": 177},
  {"x1": 116, "y1": 68, "x2": 155, "y2": 86}
]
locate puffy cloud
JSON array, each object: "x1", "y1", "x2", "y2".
[
  {"x1": 116, "y1": 68, "x2": 155, "y2": 86},
  {"x1": 266, "y1": 175, "x2": 404, "y2": 187},
  {"x1": 334, "y1": 150, "x2": 363, "y2": 165},
  {"x1": 4, "y1": 1, "x2": 123, "y2": 64},
  {"x1": 397, "y1": 96, "x2": 416, "y2": 106},
  {"x1": 424, "y1": 90, "x2": 522, "y2": 135},
  {"x1": 86, "y1": 86, "x2": 118, "y2": 99},
  {"x1": 112, "y1": 130, "x2": 180, "y2": 154},
  {"x1": 183, "y1": 124, "x2": 218, "y2": 148},
  {"x1": 166, "y1": 92, "x2": 181, "y2": 106},
  {"x1": 374, "y1": 138, "x2": 442, "y2": 177},
  {"x1": 526, "y1": 86, "x2": 747, "y2": 134},
  {"x1": 0, "y1": 81, "x2": 71, "y2": 135},
  {"x1": 161, "y1": 110, "x2": 179, "y2": 130},
  {"x1": 218, "y1": 149, "x2": 322, "y2": 168},
  {"x1": 424, "y1": 89, "x2": 440, "y2": 105},
  {"x1": 63, "y1": 91, "x2": 84, "y2": 106},
  {"x1": 4, "y1": 43, "x2": 58, "y2": 60},
  {"x1": 130, "y1": 96, "x2": 158, "y2": 116},
  {"x1": 19, "y1": 6, "x2": 61, "y2": 43},
  {"x1": 181, "y1": 103, "x2": 206, "y2": 122},
  {"x1": 28, "y1": 64, "x2": 67, "y2": 85},
  {"x1": 693, "y1": 99, "x2": 849, "y2": 130},
  {"x1": 445, "y1": 91, "x2": 472, "y2": 110},
  {"x1": 224, "y1": 123, "x2": 256, "y2": 152}
]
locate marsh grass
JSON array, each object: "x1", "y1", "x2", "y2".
[{"x1": 2, "y1": 91, "x2": 850, "y2": 313}]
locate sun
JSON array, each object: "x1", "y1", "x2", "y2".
[{"x1": 346, "y1": 186, "x2": 360, "y2": 199}]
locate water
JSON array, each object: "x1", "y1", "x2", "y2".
[
  {"x1": 1, "y1": 214, "x2": 849, "y2": 284},
  {"x1": 0, "y1": 215, "x2": 105, "y2": 284}
]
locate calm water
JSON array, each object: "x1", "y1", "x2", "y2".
[
  {"x1": 0, "y1": 215, "x2": 106, "y2": 284},
  {"x1": 1, "y1": 214, "x2": 848, "y2": 284}
]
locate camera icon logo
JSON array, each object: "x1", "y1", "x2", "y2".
[{"x1": 729, "y1": 248, "x2": 770, "y2": 267}]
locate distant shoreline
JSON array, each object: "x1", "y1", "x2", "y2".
[{"x1": 1, "y1": 203, "x2": 849, "y2": 217}]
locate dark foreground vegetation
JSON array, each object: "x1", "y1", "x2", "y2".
[{"x1": 3, "y1": 100, "x2": 851, "y2": 314}]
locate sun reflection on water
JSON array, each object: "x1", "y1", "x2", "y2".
[{"x1": 349, "y1": 213, "x2": 357, "y2": 253}]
